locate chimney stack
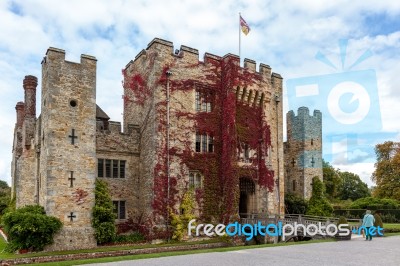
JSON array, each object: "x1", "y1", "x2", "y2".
[
  {"x1": 15, "y1": 102, "x2": 25, "y2": 128},
  {"x1": 23, "y1": 75, "x2": 38, "y2": 119}
]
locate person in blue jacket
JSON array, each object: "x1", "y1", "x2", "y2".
[{"x1": 362, "y1": 210, "x2": 375, "y2": 241}]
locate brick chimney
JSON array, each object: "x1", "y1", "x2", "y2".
[
  {"x1": 15, "y1": 102, "x2": 25, "y2": 128},
  {"x1": 23, "y1": 75, "x2": 38, "y2": 119}
]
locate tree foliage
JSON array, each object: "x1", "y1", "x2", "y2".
[
  {"x1": 306, "y1": 177, "x2": 333, "y2": 217},
  {"x1": 1, "y1": 205, "x2": 62, "y2": 252},
  {"x1": 284, "y1": 193, "x2": 308, "y2": 214},
  {"x1": 372, "y1": 141, "x2": 400, "y2": 201},
  {"x1": 338, "y1": 171, "x2": 370, "y2": 201},
  {"x1": 0, "y1": 180, "x2": 11, "y2": 214},
  {"x1": 92, "y1": 179, "x2": 116, "y2": 244},
  {"x1": 322, "y1": 160, "x2": 341, "y2": 199}
]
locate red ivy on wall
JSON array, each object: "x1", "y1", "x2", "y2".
[{"x1": 123, "y1": 53, "x2": 274, "y2": 226}]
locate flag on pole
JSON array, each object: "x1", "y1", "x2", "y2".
[{"x1": 240, "y1": 15, "x2": 250, "y2": 35}]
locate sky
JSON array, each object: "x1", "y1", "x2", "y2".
[{"x1": 1, "y1": 0, "x2": 399, "y2": 187}]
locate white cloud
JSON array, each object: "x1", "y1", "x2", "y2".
[{"x1": 0, "y1": 0, "x2": 400, "y2": 186}]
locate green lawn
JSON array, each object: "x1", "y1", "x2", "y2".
[
  {"x1": 0, "y1": 233, "x2": 7, "y2": 253},
  {"x1": 382, "y1": 223, "x2": 400, "y2": 230}
]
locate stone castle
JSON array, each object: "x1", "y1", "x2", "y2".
[{"x1": 11, "y1": 38, "x2": 322, "y2": 250}]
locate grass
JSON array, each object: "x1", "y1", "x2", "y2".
[
  {"x1": 0, "y1": 233, "x2": 7, "y2": 255},
  {"x1": 382, "y1": 223, "x2": 400, "y2": 230}
]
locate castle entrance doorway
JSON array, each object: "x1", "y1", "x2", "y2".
[{"x1": 239, "y1": 177, "x2": 255, "y2": 218}]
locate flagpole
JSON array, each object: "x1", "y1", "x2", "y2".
[{"x1": 239, "y1": 12, "x2": 241, "y2": 63}]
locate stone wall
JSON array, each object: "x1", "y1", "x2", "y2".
[
  {"x1": 96, "y1": 121, "x2": 140, "y2": 222},
  {"x1": 124, "y1": 38, "x2": 284, "y2": 219}
]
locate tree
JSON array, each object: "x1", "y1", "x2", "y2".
[
  {"x1": 307, "y1": 177, "x2": 333, "y2": 217},
  {"x1": 92, "y1": 179, "x2": 116, "y2": 244},
  {"x1": 0, "y1": 180, "x2": 11, "y2": 214},
  {"x1": 322, "y1": 160, "x2": 341, "y2": 200},
  {"x1": 372, "y1": 141, "x2": 400, "y2": 201},
  {"x1": 338, "y1": 171, "x2": 370, "y2": 201}
]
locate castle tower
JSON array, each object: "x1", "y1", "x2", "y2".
[
  {"x1": 39, "y1": 48, "x2": 97, "y2": 250},
  {"x1": 285, "y1": 107, "x2": 322, "y2": 199}
]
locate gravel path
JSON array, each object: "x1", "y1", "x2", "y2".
[{"x1": 86, "y1": 235, "x2": 400, "y2": 266}]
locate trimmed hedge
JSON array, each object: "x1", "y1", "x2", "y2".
[{"x1": 333, "y1": 209, "x2": 400, "y2": 223}]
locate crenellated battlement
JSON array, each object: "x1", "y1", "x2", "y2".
[
  {"x1": 126, "y1": 37, "x2": 280, "y2": 80},
  {"x1": 43, "y1": 47, "x2": 97, "y2": 65},
  {"x1": 96, "y1": 121, "x2": 139, "y2": 154},
  {"x1": 288, "y1": 107, "x2": 322, "y2": 121}
]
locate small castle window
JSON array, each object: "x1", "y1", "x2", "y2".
[
  {"x1": 244, "y1": 144, "x2": 250, "y2": 162},
  {"x1": 98, "y1": 159, "x2": 126, "y2": 178},
  {"x1": 195, "y1": 90, "x2": 212, "y2": 112},
  {"x1": 189, "y1": 171, "x2": 202, "y2": 189},
  {"x1": 208, "y1": 136, "x2": 214, "y2": 153},
  {"x1": 293, "y1": 180, "x2": 296, "y2": 192},
  {"x1": 70, "y1": 100, "x2": 77, "y2": 107},
  {"x1": 113, "y1": 200, "x2": 126, "y2": 219},
  {"x1": 195, "y1": 133, "x2": 214, "y2": 153},
  {"x1": 311, "y1": 139, "x2": 314, "y2": 146}
]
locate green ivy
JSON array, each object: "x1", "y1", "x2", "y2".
[
  {"x1": 92, "y1": 179, "x2": 116, "y2": 244},
  {"x1": 1, "y1": 205, "x2": 62, "y2": 252}
]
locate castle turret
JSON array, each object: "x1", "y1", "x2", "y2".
[
  {"x1": 39, "y1": 47, "x2": 97, "y2": 250},
  {"x1": 285, "y1": 107, "x2": 323, "y2": 199}
]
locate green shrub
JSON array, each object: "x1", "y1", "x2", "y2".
[
  {"x1": 306, "y1": 177, "x2": 333, "y2": 217},
  {"x1": 170, "y1": 190, "x2": 196, "y2": 241},
  {"x1": 373, "y1": 213, "x2": 383, "y2": 228},
  {"x1": 336, "y1": 216, "x2": 349, "y2": 226},
  {"x1": 113, "y1": 232, "x2": 145, "y2": 243},
  {"x1": 1, "y1": 205, "x2": 62, "y2": 252},
  {"x1": 285, "y1": 193, "x2": 308, "y2": 214},
  {"x1": 93, "y1": 180, "x2": 116, "y2": 244},
  {"x1": 349, "y1": 197, "x2": 400, "y2": 209}
]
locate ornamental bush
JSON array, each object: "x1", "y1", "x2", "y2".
[
  {"x1": 349, "y1": 197, "x2": 400, "y2": 210},
  {"x1": 1, "y1": 205, "x2": 62, "y2": 252},
  {"x1": 374, "y1": 213, "x2": 383, "y2": 228},
  {"x1": 92, "y1": 179, "x2": 116, "y2": 244},
  {"x1": 170, "y1": 189, "x2": 196, "y2": 241},
  {"x1": 306, "y1": 177, "x2": 333, "y2": 217},
  {"x1": 285, "y1": 193, "x2": 308, "y2": 214}
]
